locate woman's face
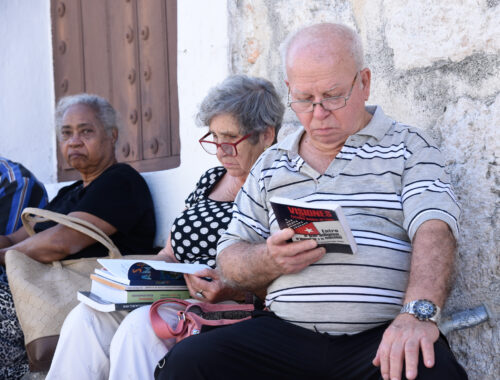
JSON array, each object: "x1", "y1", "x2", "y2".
[
  {"x1": 208, "y1": 114, "x2": 272, "y2": 180},
  {"x1": 59, "y1": 104, "x2": 116, "y2": 176}
]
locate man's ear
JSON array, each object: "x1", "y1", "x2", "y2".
[
  {"x1": 360, "y1": 68, "x2": 371, "y2": 100},
  {"x1": 262, "y1": 126, "x2": 276, "y2": 146}
]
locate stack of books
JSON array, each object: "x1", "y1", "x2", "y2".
[{"x1": 78, "y1": 259, "x2": 210, "y2": 312}]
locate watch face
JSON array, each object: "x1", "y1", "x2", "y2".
[{"x1": 412, "y1": 299, "x2": 437, "y2": 321}]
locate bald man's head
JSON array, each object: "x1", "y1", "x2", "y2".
[{"x1": 281, "y1": 23, "x2": 364, "y2": 80}]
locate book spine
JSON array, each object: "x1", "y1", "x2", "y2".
[
  {"x1": 126, "y1": 290, "x2": 191, "y2": 303},
  {"x1": 128, "y1": 279, "x2": 187, "y2": 286},
  {"x1": 115, "y1": 302, "x2": 151, "y2": 311}
]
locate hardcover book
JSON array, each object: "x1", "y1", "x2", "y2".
[{"x1": 270, "y1": 196, "x2": 358, "y2": 254}]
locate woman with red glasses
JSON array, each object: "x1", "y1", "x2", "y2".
[{"x1": 48, "y1": 74, "x2": 284, "y2": 380}]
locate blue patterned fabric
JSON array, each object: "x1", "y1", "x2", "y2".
[{"x1": 0, "y1": 158, "x2": 48, "y2": 235}]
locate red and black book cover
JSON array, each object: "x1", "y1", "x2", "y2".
[{"x1": 270, "y1": 197, "x2": 357, "y2": 254}]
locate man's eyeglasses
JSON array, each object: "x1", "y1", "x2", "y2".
[
  {"x1": 198, "y1": 132, "x2": 251, "y2": 157},
  {"x1": 287, "y1": 72, "x2": 359, "y2": 113}
]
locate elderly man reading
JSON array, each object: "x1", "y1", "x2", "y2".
[{"x1": 157, "y1": 23, "x2": 467, "y2": 380}]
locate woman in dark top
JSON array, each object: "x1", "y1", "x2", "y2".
[
  {"x1": 0, "y1": 94, "x2": 156, "y2": 379},
  {"x1": 48, "y1": 75, "x2": 285, "y2": 380}
]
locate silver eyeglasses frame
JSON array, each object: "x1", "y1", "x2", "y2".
[{"x1": 287, "y1": 72, "x2": 359, "y2": 113}]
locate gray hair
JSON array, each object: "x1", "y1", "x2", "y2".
[
  {"x1": 196, "y1": 75, "x2": 284, "y2": 144},
  {"x1": 280, "y1": 23, "x2": 365, "y2": 79},
  {"x1": 55, "y1": 93, "x2": 119, "y2": 137}
]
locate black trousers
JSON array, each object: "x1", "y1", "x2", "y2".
[{"x1": 156, "y1": 310, "x2": 468, "y2": 380}]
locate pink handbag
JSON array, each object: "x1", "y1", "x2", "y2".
[{"x1": 150, "y1": 298, "x2": 254, "y2": 342}]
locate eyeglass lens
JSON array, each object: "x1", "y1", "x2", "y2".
[
  {"x1": 200, "y1": 141, "x2": 236, "y2": 156},
  {"x1": 291, "y1": 98, "x2": 346, "y2": 113}
]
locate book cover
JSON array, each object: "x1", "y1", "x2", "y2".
[
  {"x1": 77, "y1": 291, "x2": 148, "y2": 312},
  {"x1": 270, "y1": 196, "x2": 358, "y2": 254},
  {"x1": 95, "y1": 259, "x2": 210, "y2": 286},
  {"x1": 90, "y1": 273, "x2": 187, "y2": 291},
  {"x1": 90, "y1": 280, "x2": 191, "y2": 304}
]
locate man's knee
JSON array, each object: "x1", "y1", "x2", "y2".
[
  {"x1": 156, "y1": 335, "x2": 219, "y2": 380},
  {"x1": 416, "y1": 337, "x2": 468, "y2": 379}
]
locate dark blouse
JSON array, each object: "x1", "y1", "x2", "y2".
[{"x1": 35, "y1": 163, "x2": 156, "y2": 259}]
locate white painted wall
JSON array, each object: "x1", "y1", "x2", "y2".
[
  {"x1": 0, "y1": 0, "x2": 229, "y2": 247},
  {"x1": 0, "y1": 0, "x2": 57, "y2": 183}
]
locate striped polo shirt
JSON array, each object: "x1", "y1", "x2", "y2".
[
  {"x1": 0, "y1": 158, "x2": 48, "y2": 235},
  {"x1": 218, "y1": 106, "x2": 460, "y2": 335}
]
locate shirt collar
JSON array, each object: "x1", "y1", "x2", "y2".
[{"x1": 355, "y1": 105, "x2": 394, "y2": 141}]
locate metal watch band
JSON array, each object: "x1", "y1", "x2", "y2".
[{"x1": 400, "y1": 299, "x2": 441, "y2": 323}]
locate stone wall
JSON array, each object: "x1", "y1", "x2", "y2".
[{"x1": 227, "y1": 1, "x2": 499, "y2": 378}]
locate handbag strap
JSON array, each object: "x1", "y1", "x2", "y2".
[
  {"x1": 21, "y1": 207, "x2": 121, "y2": 259},
  {"x1": 150, "y1": 298, "x2": 192, "y2": 339}
]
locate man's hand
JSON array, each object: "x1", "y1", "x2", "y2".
[
  {"x1": 184, "y1": 268, "x2": 246, "y2": 303},
  {"x1": 373, "y1": 313, "x2": 440, "y2": 380},
  {"x1": 265, "y1": 228, "x2": 326, "y2": 275}
]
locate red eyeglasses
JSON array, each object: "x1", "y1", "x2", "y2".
[{"x1": 198, "y1": 132, "x2": 251, "y2": 157}]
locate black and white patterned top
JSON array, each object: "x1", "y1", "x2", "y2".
[{"x1": 170, "y1": 166, "x2": 233, "y2": 268}]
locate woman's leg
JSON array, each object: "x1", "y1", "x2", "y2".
[
  {"x1": 109, "y1": 305, "x2": 177, "y2": 380},
  {"x1": 46, "y1": 303, "x2": 127, "y2": 380}
]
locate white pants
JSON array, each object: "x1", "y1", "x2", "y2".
[{"x1": 46, "y1": 303, "x2": 177, "y2": 380}]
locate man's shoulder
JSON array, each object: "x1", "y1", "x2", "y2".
[
  {"x1": 361, "y1": 106, "x2": 438, "y2": 150},
  {"x1": 382, "y1": 122, "x2": 439, "y2": 150},
  {"x1": 0, "y1": 158, "x2": 23, "y2": 182}
]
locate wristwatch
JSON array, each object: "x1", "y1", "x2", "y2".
[{"x1": 400, "y1": 299, "x2": 441, "y2": 323}]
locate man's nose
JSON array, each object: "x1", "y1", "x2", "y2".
[{"x1": 311, "y1": 101, "x2": 330, "y2": 119}]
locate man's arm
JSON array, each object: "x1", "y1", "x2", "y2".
[
  {"x1": 0, "y1": 228, "x2": 26, "y2": 249},
  {"x1": 217, "y1": 228, "x2": 325, "y2": 291},
  {"x1": 373, "y1": 219, "x2": 456, "y2": 380},
  {"x1": 0, "y1": 211, "x2": 116, "y2": 265},
  {"x1": 0, "y1": 227, "x2": 31, "y2": 264}
]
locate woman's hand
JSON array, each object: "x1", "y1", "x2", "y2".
[{"x1": 184, "y1": 268, "x2": 246, "y2": 303}]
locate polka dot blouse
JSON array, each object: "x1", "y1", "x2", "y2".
[{"x1": 170, "y1": 167, "x2": 233, "y2": 268}]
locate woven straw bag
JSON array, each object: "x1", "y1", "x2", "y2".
[{"x1": 5, "y1": 207, "x2": 122, "y2": 371}]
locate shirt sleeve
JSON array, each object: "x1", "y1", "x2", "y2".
[
  {"x1": 401, "y1": 130, "x2": 461, "y2": 241},
  {"x1": 217, "y1": 158, "x2": 271, "y2": 254},
  {"x1": 0, "y1": 171, "x2": 48, "y2": 234}
]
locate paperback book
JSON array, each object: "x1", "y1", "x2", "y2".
[
  {"x1": 96, "y1": 259, "x2": 210, "y2": 286},
  {"x1": 90, "y1": 280, "x2": 190, "y2": 304},
  {"x1": 78, "y1": 291, "x2": 151, "y2": 312},
  {"x1": 90, "y1": 273, "x2": 186, "y2": 291},
  {"x1": 270, "y1": 196, "x2": 358, "y2": 254}
]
